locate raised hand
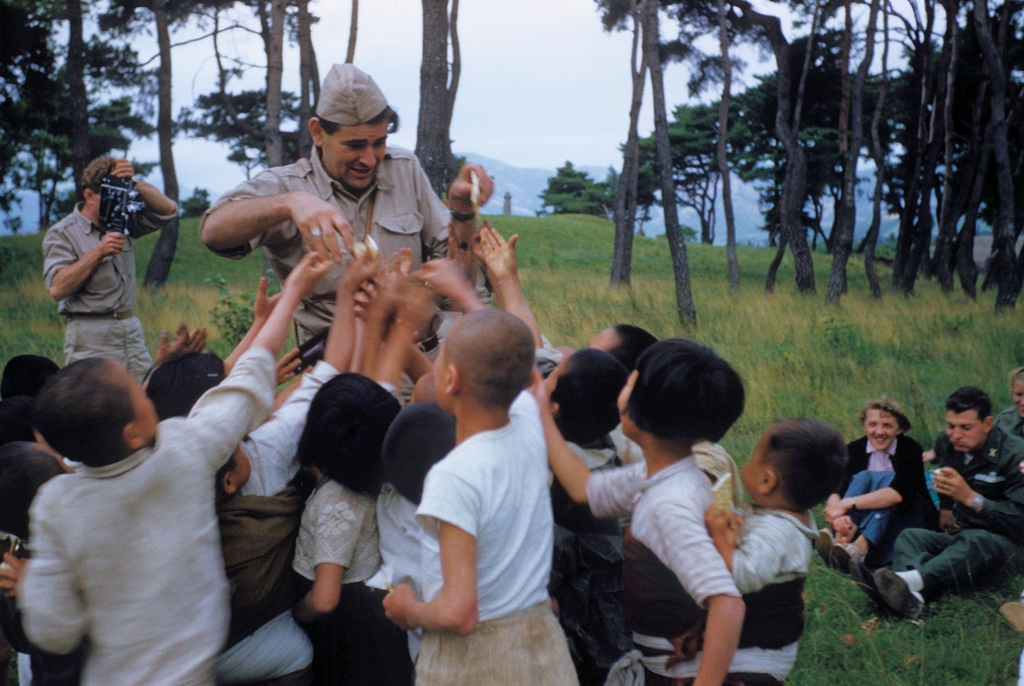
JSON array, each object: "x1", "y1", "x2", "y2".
[
  {"x1": 99, "y1": 232, "x2": 126, "y2": 256},
  {"x1": 342, "y1": 251, "x2": 381, "y2": 295},
  {"x1": 288, "y1": 191, "x2": 355, "y2": 263},
  {"x1": 283, "y1": 252, "x2": 334, "y2": 298},
  {"x1": 253, "y1": 275, "x2": 285, "y2": 322},
  {"x1": 276, "y1": 348, "x2": 302, "y2": 385},
  {"x1": 155, "y1": 323, "x2": 208, "y2": 364},
  {"x1": 473, "y1": 222, "x2": 519, "y2": 283},
  {"x1": 447, "y1": 163, "x2": 494, "y2": 215}
]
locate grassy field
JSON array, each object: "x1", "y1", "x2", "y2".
[{"x1": 3, "y1": 214, "x2": 1024, "y2": 684}]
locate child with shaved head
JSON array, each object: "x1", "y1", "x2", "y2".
[{"x1": 383, "y1": 309, "x2": 578, "y2": 686}]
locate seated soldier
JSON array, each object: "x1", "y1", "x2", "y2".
[{"x1": 857, "y1": 387, "x2": 1024, "y2": 618}]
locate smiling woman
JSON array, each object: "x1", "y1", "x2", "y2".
[{"x1": 816, "y1": 397, "x2": 939, "y2": 571}]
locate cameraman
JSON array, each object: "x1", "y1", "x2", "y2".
[{"x1": 43, "y1": 156, "x2": 178, "y2": 381}]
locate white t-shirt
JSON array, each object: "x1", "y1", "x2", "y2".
[
  {"x1": 417, "y1": 392, "x2": 553, "y2": 622},
  {"x1": 240, "y1": 360, "x2": 338, "y2": 497}
]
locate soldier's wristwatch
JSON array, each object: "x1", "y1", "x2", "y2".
[{"x1": 971, "y1": 494, "x2": 985, "y2": 512}]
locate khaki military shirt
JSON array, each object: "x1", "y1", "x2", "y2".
[
  {"x1": 202, "y1": 146, "x2": 451, "y2": 336},
  {"x1": 42, "y1": 203, "x2": 176, "y2": 316}
]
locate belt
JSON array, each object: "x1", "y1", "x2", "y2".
[{"x1": 66, "y1": 308, "x2": 134, "y2": 320}]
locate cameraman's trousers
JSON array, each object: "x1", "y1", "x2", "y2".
[{"x1": 64, "y1": 315, "x2": 152, "y2": 383}]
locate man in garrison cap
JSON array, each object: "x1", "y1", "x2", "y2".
[{"x1": 200, "y1": 64, "x2": 493, "y2": 341}]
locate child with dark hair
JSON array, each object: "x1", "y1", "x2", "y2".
[
  {"x1": 291, "y1": 372, "x2": 407, "y2": 685},
  {"x1": 17, "y1": 252, "x2": 330, "y2": 686},
  {"x1": 545, "y1": 349, "x2": 634, "y2": 684},
  {"x1": 213, "y1": 256, "x2": 378, "y2": 686},
  {"x1": 703, "y1": 419, "x2": 848, "y2": 682},
  {"x1": 145, "y1": 351, "x2": 225, "y2": 420},
  {"x1": 549, "y1": 348, "x2": 629, "y2": 448},
  {"x1": 383, "y1": 309, "x2": 577, "y2": 686},
  {"x1": 1, "y1": 355, "x2": 60, "y2": 400},
  {"x1": 589, "y1": 324, "x2": 658, "y2": 372},
  {"x1": 0, "y1": 442, "x2": 78, "y2": 686},
  {"x1": 541, "y1": 338, "x2": 747, "y2": 686},
  {"x1": 366, "y1": 402, "x2": 456, "y2": 662},
  {"x1": 0, "y1": 396, "x2": 35, "y2": 448}
]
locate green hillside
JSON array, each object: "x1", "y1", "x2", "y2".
[{"x1": 3, "y1": 215, "x2": 1024, "y2": 684}]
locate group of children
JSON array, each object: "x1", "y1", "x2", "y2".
[{"x1": 0, "y1": 225, "x2": 855, "y2": 686}]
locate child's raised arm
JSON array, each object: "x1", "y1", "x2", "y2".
[
  {"x1": 530, "y1": 369, "x2": 591, "y2": 503},
  {"x1": 223, "y1": 276, "x2": 277, "y2": 375},
  {"x1": 323, "y1": 252, "x2": 379, "y2": 373},
  {"x1": 473, "y1": 224, "x2": 543, "y2": 349},
  {"x1": 252, "y1": 253, "x2": 332, "y2": 359}
]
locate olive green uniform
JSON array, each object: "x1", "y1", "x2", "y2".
[
  {"x1": 893, "y1": 426, "x2": 1024, "y2": 597},
  {"x1": 201, "y1": 146, "x2": 451, "y2": 340},
  {"x1": 994, "y1": 406, "x2": 1024, "y2": 440},
  {"x1": 42, "y1": 204, "x2": 176, "y2": 382}
]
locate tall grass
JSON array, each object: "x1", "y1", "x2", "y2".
[{"x1": 2, "y1": 215, "x2": 1023, "y2": 684}]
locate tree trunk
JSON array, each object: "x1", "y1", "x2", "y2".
[
  {"x1": 416, "y1": 0, "x2": 454, "y2": 197},
  {"x1": 66, "y1": 0, "x2": 89, "y2": 198},
  {"x1": 611, "y1": 0, "x2": 647, "y2": 288},
  {"x1": 973, "y1": 0, "x2": 1019, "y2": 308},
  {"x1": 826, "y1": 0, "x2": 880, "y2": 304},
  {"x1": 297, "y1": 0, "x2": 315, "y2": 156},
  {"x1": 838, "y1": 0, "x2": 852, "y2": 157},
  {"x1": 933, "y1": 4, "x2": 959, "y2": 292},
  {"x1": 765, "y1": 233, "x2": 789, "y2": 293},
  {"x1": 144, "y1": 0, "x2": 180, "y2": 288},
  {"x1": 891, "y1": 0, "x2": 936, "y2": 291},
  {"x1": 444, "y1": 0, "x2": 461, "y2": 183},
  {"x1": 733, "y1": 0, "x2": 817, "y2": 293},
  {"x1": 263, "y1": 0, "x2": 286, "y2": 168},
  {"x1": 718, "y1": 0, "x2": 739, "y2": 289},
  {"x1": 864, "y1": 2, "x2": 890, "y2": 299},
  {"x1": 346, "y1": 0, "x2": 358, "y2": 63},
  {"x1": 644, "y1": 0, "x2": 696, "y2": 325}
]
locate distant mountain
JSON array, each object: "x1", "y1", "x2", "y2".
[{"x1": 461, "y1": 152, "x2": 908, "y2": 248}]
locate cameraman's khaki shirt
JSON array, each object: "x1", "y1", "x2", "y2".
[
  {"x1": 42, "y1": 203, "x2": 176, "y2": 315},
  {"x1": 201, "y1": 146, "x2": 450, "y2": 337}
]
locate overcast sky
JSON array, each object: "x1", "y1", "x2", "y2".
[{"x1": 126, "y1": 0, "x2": 788, "y2": 199}]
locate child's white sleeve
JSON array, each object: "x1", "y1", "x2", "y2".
[
  {"x1": 416, "y1": 466, "x2": 482, "y2": 539},
  {"x1": 731, "y1": 516, "x2": 809, "y2": 594},
  {"x1": 587, "y1": 463, "x2": 646, "y2": 519},
  {"x1": 19, "y1": 496, "x2": 86, "y2": 655}
]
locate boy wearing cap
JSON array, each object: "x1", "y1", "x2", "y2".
[{"x1": 201, "y1": 63, "x2": 493, "y2": 341}]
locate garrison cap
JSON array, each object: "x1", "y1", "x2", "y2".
[{"x1": 316, "y1": 64, "x2": 388, "y2": 126}]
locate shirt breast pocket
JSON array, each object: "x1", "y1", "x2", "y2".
[
  {"x1": 375, "y1": 212, "x2": 424, "y2": 236},
  {"x1": 372, "y1": 212, "x2": 426, "y2": 264},
  {"x1": 970, "y1": 471, "x2": 1007, "y2": 498}
]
